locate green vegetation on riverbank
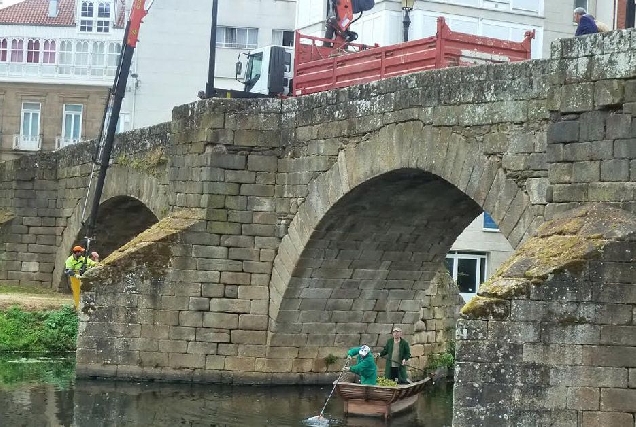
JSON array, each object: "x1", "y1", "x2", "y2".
[{"x1": 0, "y1": 306, "x2": 78, "y2": 354}]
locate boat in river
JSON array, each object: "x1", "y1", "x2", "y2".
[{"x1": 335, "y1": 378, "x2": 430, "y2": 420}]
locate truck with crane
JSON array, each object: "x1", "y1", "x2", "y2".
[{"x1": 235, "y1": 0, "x2": 534, "y2": 97}]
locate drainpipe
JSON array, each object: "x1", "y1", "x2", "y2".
[{"x1": 627, "y1": 0, "x2": 635, "y2": 28}]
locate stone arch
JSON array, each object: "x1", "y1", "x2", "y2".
[
  {"x1": 53, "y1": 167, "x2": 166, "y2": 290},
  {"x1": 268, "y1": 120, "x2": 537, "y2": 367}
]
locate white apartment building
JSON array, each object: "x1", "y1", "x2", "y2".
[
  {"x1": 0, "y1": 0, "x2": 296, "y2": 152},
  {"x1": 0, "y1": 0, "x2": 126, "y2": 161},
  {"x1": 122, "y1": 0, "x2": 296, "y2": 129}
]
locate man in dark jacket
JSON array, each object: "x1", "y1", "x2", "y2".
[
  {"x1": 377, "y1": 327, "x2": 411, "y2": 384},
  {"x1": 574, "y1": 7, "x2": 598, "y2": 36}
]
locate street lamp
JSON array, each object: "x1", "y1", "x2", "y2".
[{"x1": 402, "y1": 0, "x2": 415, "y2": 42}]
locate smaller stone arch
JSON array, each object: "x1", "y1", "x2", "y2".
[{"x1": 53, "y1": 165, "x2": 166, "y2": 291}]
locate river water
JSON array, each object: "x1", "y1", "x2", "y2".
[{"x1": 0, "y1": 356, "x2": 453, "y2": 426}]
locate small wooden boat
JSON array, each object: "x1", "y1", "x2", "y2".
[{"x1": 335, "y1": 378, "x2": 430, "y2": 420}]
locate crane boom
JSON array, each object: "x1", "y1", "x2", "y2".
[{"x1": 82, "y1": 0, "x2": 151, "y2": 258}]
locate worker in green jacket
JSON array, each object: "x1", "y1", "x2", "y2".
[
  {"x1": 64, "y1": 245, "x2": 88, "y2": 276},
  {"x1": 344, "y1": 345, "x2": 377, "y2": 385},
  {"x1": 377, "y1": 326, "x2": 411, "y2": 384}
]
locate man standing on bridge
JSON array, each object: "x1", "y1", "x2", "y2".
[{"x1": 573, "y1": 7, "x2": 598, "y2": 36}]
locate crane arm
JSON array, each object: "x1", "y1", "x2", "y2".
[
  {"x1": 325, "y1": 0, "x2": 375, "y2": 45},
  {"x1": 82, "y1": 0, "x2": 152, "y2": 261}
]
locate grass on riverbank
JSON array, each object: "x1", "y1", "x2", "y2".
[{"x1": 0, "y1": 305, "x2": 78, "y2": 354}]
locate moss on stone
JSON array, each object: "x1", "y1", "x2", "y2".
[
  {"x1": 115, "y1": 148, "x2": 167, "y2": 176},
  {"x1": 81, "y1": 208, "x2": 204, "y2": 287},
  {"x1": 462, "y1": 203, "x2": 636, "y2": 319},
  {"x1": 460, "y1": 296, "x2": 509, "y2": 320},
  {"x1": 479, "y1": 277, "x2": 531, "y2": 299},
  {"x1": 0, "y1": 210, "x2": 14, "y2": 225}
]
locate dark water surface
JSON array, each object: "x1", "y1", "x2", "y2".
[{"x1": 0, "y1": 356, "x2": 453, "y2": 427}]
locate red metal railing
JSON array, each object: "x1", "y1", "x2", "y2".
[{"x1": 293, "y1": 17, "x2": 535, "y2": 96}]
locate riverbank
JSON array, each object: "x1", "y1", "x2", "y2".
[
  {"x1": 0, "y1": 285, "x2": 72, "y2": 311},
  {"x1": 0, "y1": 286, "x2": 77, "y2": 354}
]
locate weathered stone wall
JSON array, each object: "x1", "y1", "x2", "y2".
[
  {"x1": 454, "y1": 204, "x2": 636, "y2": 427},
  {"x1": 0, "y1": 124, "x2": 171, "y2": 290},
  {"x1": 545, "y1": 31, "x2": 636, "y2": 220},
  {"x1": 0, "y1": 153, "x2": 60, "y2": 288},
  {"x1": 3, "y1": 24, "x2": 636, "y2": 421},
  {"x1": 51, "y1": 124, "x2": 171, "y2": 291}
]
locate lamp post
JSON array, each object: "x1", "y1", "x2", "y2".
[
  {"x1": 402, "y1": 0, "x2": 414, "y2": 42},
  {"x1": 205, "y1": 0, "x2": 219, "y2": 98}
]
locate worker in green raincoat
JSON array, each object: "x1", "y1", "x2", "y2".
[{"x1": 344, "y1": 345, "x2": 377, "y2": 385}]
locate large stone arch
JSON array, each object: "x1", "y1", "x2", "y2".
[
  {"x1": 53, "y1": 166, "x2": 166, "y2": 290},
  {"x1": 268, "y1": 120, "x2": 538, "y2": 366}
]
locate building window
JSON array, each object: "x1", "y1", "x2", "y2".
[
  {"x1": 43, "y1": 40, "x2": 56, "y2": 64},
  {"x1": 117, "y1": 112, "x2": 131, "y2": 133},
  {"x1": 81, "y1": 1, "x2": 94, "y2": 17},
  {"x1": 435, "y1": 0, "x2": 541, "y2": 15},
  {"x1": 272, "y1": 30, "x2": 294, "y2": 46},
  {"x1": 80, "y1": 1, "x2": 111, "y2": 33},
  {"x1": 511, "y1": 0, "x2": 540, "y2": 12},
  {"x1": 10, "y1": 39, "x2": 23, "y2": 63},
  {"x1": 19, "y1": 102, "x2": 41, "y2": 150},
  {"x1": 107, "y1": 42, "x2": 120, "y2": 67},
  {"x1": 91, "y1": 41, "x2": 105, "y2": 76},
  {"x1": 80, "y1": 20, "x2": 94, "y2": 32},
  {"x1": 26, "y1": 39, "x2": 40, "y2": 63},
  {"x1": 446, "y1": 252, "x2": 487, "y2": 301},
  {"x1": 216, "y1": 27, "x2": 258, "y2": 49},
  {"x1": 58, "y1": 40, "x2": 73, "y2": 75},
  {"x1": 61, "y1": 104, "x2": 83, "y2": 146},
  {"x1": 574, "y1": 0, "x2": 586, "y2": 10},
  {"x1": 96, "y1": 20, "x2": 110, "y2": 33},
  {"x1": 0, "y1": 38, "x2": 7, "y2": 62},
  {"x1": 75, "y1": 41, "x2": 89, "y2": 75},
  {"x1": 483, "y1": 212, "x2": 500, "y2": 231},
  {"x1": 97, "y1": 2, "x2": 110, "y2": 17}
]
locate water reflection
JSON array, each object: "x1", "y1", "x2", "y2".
[{"x1": 0, "y1": 357, "x2": 453, "y2": 427}]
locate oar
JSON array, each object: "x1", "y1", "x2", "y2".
[
  {"x1": 376, "y1": 355, "x2": 430, "y2": 375},
  {"x1": 309, "y1": 358, "x2": 351, "y2": 422}
]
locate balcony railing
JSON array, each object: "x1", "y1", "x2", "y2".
[
  {"x1": 0, "y1": 37, "x2": 122, "y2": 83},
  {"x1": 55, "y1": 136, "x2": 83, "y2": 149},
  {"x1": 13, "y1": 134, "x2": 41, "y2": 151},
  {"x1": 0, "y1": 62, "x2": 118, "y2": 81}
]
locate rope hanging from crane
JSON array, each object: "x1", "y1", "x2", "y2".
[{"x1": 77, "y1": 0, "x2": 154, "y2": 271}]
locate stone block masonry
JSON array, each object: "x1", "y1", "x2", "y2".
[
  {"x1": 3, "y1": 27, "x2": 636, "y2": 425},
  {"x1": 455, "y1": 204, "x2": 636, "y2": 427}
]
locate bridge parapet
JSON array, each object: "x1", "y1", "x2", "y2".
[{"x1": 454, "y1": 204, "x2": 636, "y2": 426}]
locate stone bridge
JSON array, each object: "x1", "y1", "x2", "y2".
[{"x1": 1, "y1": 31, "x2": 636, "y2": 426}]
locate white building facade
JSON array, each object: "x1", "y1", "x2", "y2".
[
  {"x1": 0, "y1": 0, "x2": 126, "y2": 160},
  {"x1": 123, "y1": 0, "x2": 297, "y2": 129}
]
